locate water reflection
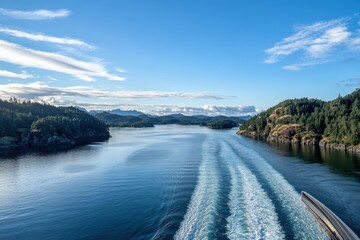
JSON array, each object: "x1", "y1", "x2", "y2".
[{"x1": 267, "y1": 141, "x2": 360, "y2": 177}]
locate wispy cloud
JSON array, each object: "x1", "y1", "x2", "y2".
[
  {"x1": 349, "y1": 30, "x2": 360, "y2": 51},
  {"x1": 339, "y1": 78, "x2": 360, "y2": 87},
  {"x1": 0, "y1": 69, "x2": 33, "y2": 79},
  {"x1": 282, "y1": 61, "x2": 325, "y2": 71},
  {"x1": 306, "y1": 26, "x2": 351, "y2": 58},
  {"x1": 0, "y1": 27, "x2": 93, "y2": 48},
  {"x1": 115, "y1": 68, "x2": 127, "y2": 73},
  {"x1": 265, "y1": 15, "x2": 360, "y2": 69},
  {"x1": 0, "y1": 82, "x2": 229, "y2": 100},
  {"x1": 0, "y1": 40, "x2": 124, "y2": 81},
  {"x1": 0, "y1": 8, "x2": 70, "y2": 20},
  {"x1": 47, "y1": 76, "x2": 57, "y2": 82}
]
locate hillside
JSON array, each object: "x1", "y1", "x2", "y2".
[
  {"x1": 95, "y1": 112, "x2": 155, "y2": 128},
  {"x1": 109, "y1": 109, "x2": 145, "y2": 116},
  {"x1": 0, "y1": 99, "x2": 110, "y2": 148},
  {"x1": 94, "y1": 112, "x2": 246, "y2": 128},
  {"x1": 207, "y1": 120, "x2": 239, "y2": 129},
  {"x1": 238, "y1": 89, "x2": 360, "y2": 152}
]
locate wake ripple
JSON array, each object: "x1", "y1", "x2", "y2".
[
  {"x1": 226, "y1": 137, "x2": 327, "y2": 240},
  {"x1": 174, "y1": 136, "x2": 221, "y2": 239},
  {"x1": 222, "y1": 142, "x2": 285, "y2": 240}
]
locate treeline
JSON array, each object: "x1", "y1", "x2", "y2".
[
  {"x1": 239, "y1": 88, "x2": 360, "y2": 147},
  {"x1": 94, "y1": 112, "x2": 245, "y2": 129},
  {"x1": 208, "y1": 120, "x2": 238, "y2": 129},
  {"x1": 0, "y1": 98, "x2": 109, "y2": 147}
]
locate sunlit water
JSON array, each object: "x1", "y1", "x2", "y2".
[{"x1": 0, "y1": 125, "x2": 359, "y2": 239}]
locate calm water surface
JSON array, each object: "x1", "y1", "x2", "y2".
[{"x1": 0, "y1": 125, "x2": 359, "y2": 239}]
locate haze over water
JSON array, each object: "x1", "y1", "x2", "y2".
[{"x1": 0, "y1": 125, "x2": 359, "y2": 239}]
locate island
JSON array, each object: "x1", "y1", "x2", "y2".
[
  {"x1": 93, "y1": 111, "x2": 247, "y2": 129},
  {"x1": 0, "y1": 98, "x2": 110, "y2": 148},
  {"x1": 238, "y1": 89, "x2": 360, "y2": 153}
]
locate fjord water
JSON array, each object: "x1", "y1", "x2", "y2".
[{"x1": 0, "y1": 126, "x2": 359, "y2": 239}]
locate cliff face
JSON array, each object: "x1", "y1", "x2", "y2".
[
  {"x1": 238, "y1": 90, "x2": 360, "y2": 153},
  {"x1": 238, "y1": 107, "x2": 321, "y2": 145}
]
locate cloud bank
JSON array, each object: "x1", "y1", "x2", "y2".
[
  {"x1": 145, "y1": 104, "x2": 259, "y2": 116},
  {"x1": 33, "y1": 97, "x2": 258, "y2": 116},
  {"x1": 0, "y1": 40, "x2": 123, "y2": 81},
  {"x1": 265, "y1": 15, "x2": 360, "y2": 70},
  {"x1": 0, "y1": 82, "x2": 228, "y2": 100},
  {"x1": 0, "y1": 27, "x2": 93, "y2": 48},
  {"x1": 0, "y1": 8, "x2": 70, "y2": 20}
]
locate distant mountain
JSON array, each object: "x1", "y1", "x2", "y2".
[
  {"x1": 74, "y1": 106, "x2": 88, "y2": 112},
  {"x1": 88, "y1": 110, "x2": 105, "y2": 116},
  {"x1": 88, "y1": 109, "x2": 145, "y2": 117},
  {"x1": 94, "y1": 111, "x2": 248, "y2": 129},
  {"x1": 238, "y1": 89, "x2": 360, "y2": 153},
  {"x1": 94, "y1": 112, "x2": 154, "y2": 128},
  {"x1": 110, "y1": 109, "x2": 146, "y2": 116}
]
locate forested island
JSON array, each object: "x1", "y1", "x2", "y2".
[
  {"x1": 0, "y1": 99, "x2": 110, "y2": 148},
  {"x1": 93, "y1": 111, "x2": 245, "y2": 129},
  {"x1": 238, "y1": 89, "x2": 360, "y2": 153}
]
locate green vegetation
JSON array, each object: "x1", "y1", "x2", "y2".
[
  {"x1": 0, "y1": 98, "x2": 110, "y2": 148},
  {"x1": 238, "y1": 89, "x2": 360, "y2": 151},
  {"x1": 95, "y1": 112, "x2": 155, "y2": 128},
  {"x1": 94, "y1": 112, "x2": 247, "y2": 128},
  {"x1": 208, "y1": 120, "x2": 238, "y2": 129}
]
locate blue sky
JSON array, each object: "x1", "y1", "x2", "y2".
[{"x1": 0, "y1": 0, "x2": 359, "y2": 116}]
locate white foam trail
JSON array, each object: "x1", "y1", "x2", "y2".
[
  {"x1": 174, "y1": 136, "x2": 220, "y2": 239},
  {"x1": 227, "y1": 137, "x2": 327, "y2": 240},
  {"x1": 222, "y1": 142, "x2": 285, "y2": 240}
]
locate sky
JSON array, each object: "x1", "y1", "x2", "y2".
[{"x1": 0, "y1": 0, "x2": 359, "y2": 116}]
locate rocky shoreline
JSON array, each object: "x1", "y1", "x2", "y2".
[{"x1": 237, "y1": 130, "x2": 360, "y2": 154}]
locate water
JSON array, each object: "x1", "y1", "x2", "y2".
[{"x1": 0, "y1": 125, "x2": 359, "y2": 239}]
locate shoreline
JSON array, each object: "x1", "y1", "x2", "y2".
[
  {"x1": 237, "y1": 131, "x2": 360, "y2": 155},
  {"x1": 0, "y1": 135, "x2": 110, "y2": 150}
]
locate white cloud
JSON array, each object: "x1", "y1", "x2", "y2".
[
  {"x1": 47, "y1": 76, "x2": 57, "y2": 81},
  {"x1": 136, "y1": 105, "x2": 258, "y2": 116},
  {"x1": 115, "y1": 68, "x2": 127, "y2": 73},
  {"x1": 0, "y1": 40, "x2": 124, "y2": 81},
  {"x1": 31, "y1": 97, "x2": 257, "y2": 116},
  {"x1": 265, "y1": 17, "x2": 351, "y2": 63},
  {"x1": 282, "y1": 61, "x2": 325, "y2": 71},
  {"x1": 264, "y1": 15, "x2": 360, "y2": 69},
  {"x1": 0, "y1": 8, "x2": 70, "y2": 20},
  {"x1": 0, "y1": 69, "x2": 33, "y2": 79},
  {"x1": 0, "y1": 27, "x2": 93, "y2": 48},
  {"x1": 0, "y1": 82, "x2": 228, "y2": 100},
  {"x1": 306, "y1": 26, "x2": 351, "y2": 58},
  {"x1": 281, "y1": 65, "x2": 302, "y2": 71},
  {"x1": 350, "y1": 38, "x2": 360, "y2": 50}
]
